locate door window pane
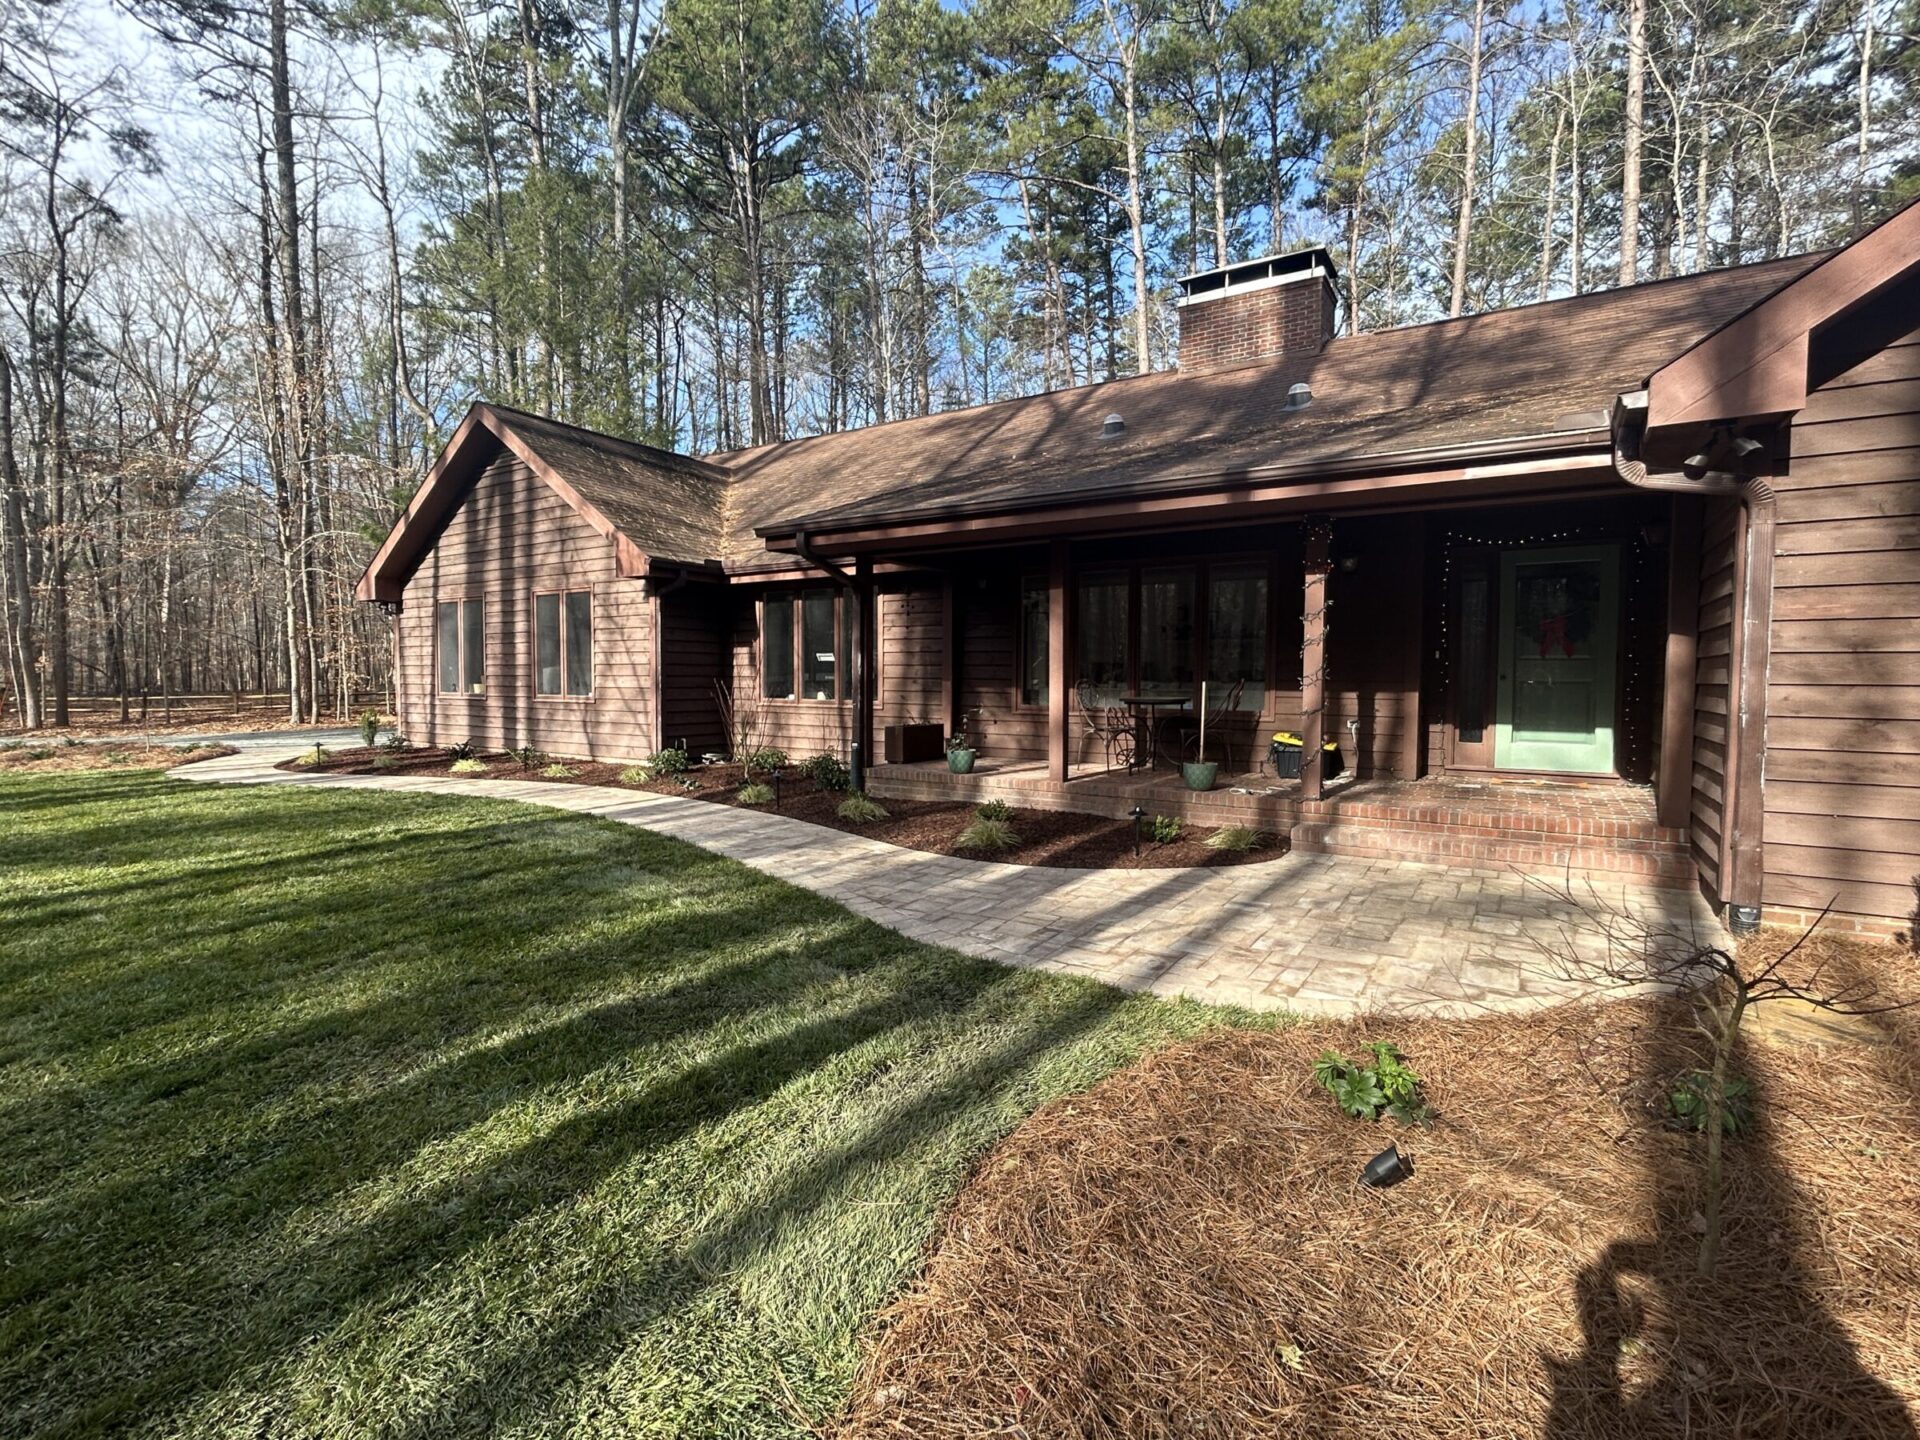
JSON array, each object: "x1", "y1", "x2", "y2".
[
  {"x1": 763, "y1": 595, "x2": 794, "y2": 698},
  {"x1": 564, "y1": 590, "x2": 593, "y2": 695},
  {"x1": 437, "y1": 602, "x2": 460, "y2": 693},
  {"x1": 1457, "y1": 570, "x2": 1490, "y2": 742},
  {"x1": 1076, "y1": 572, "x2": 1127, "y2": 702},
  {"x1": 1511, "y1": 559, "x2": 1601, "y2": 737},
  {"x1": 801, "y1": 590, "x2": 837, "y2": 699},
  {"x1": 1020, "y1": 577, "x2": 1049, "y2": 706},
  {"x1": 1138, "y1": 566, "x2": 1195, "y2": 699},
  {"x1": 462, "y1": 600, "x2": 485, "y2": 695},
  {"x1": 1206, "y1": 563, "x2": 1266, "y2": 700},
  {"x1": 535, "y1": 592, "x2": 561, "y2": 695}
]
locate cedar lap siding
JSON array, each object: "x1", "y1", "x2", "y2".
[{"x1": 359, "y1": 198, "x2": 1920, "y2": 933}]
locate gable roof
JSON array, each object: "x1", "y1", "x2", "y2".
[{"x1": 360, "y1": 245, "x2": 1860, "y2": 599}]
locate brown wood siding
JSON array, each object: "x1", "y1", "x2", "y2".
[
  {"x1": 1762, "y1": 327, "x2": 1920, "y2": 925},
  {"x1": 1688, "y1": 497, "x2": 1740, "y2": 892},
  {"x1": 730, "y1": 592, "x2": 853, "y2": 761},
  {"x1": 659, "y1": 586, "x2": 730, "y2": 757},
  {"x1": 396, "y1": 451, "x2": 655, "y2": 759}
]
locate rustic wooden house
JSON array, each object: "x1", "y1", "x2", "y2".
[{"x1": 359, "y1": 199, "x2": 1920, "y2": 937}]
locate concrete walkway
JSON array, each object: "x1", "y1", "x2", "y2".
[{"x1": 172, "y1": 747, "x2": 1721, "y2": 1018}]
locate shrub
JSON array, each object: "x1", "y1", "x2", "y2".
[
  {"x1": 955, "y1": 816, "x2": 1019, "y2": 853},
  {"x1": 449, "y1": 757, "x2": 489, "y2": 776},
  {"x1": 648, "y1": 746, "x2": 691, "y2": 777},
  {"x1": 798, "y1": 753, "x2": 851, "y2": 792},
  {"x1": 1312, "y1": 1043, "x2": 1433, "y2": 1125},
  {"x1": 371, "y1": 753, "x2": 400, "y2": 772},
  {"x1": 742, "y1": 746, "x2": 790, "y2": 775},
  {"x1": 507, "y1": 744, "x2": 546, "y2": 769},
  {"x1": 737, "y1": 782, "x2": 776, "y2": 806},
  {"x1": 838, "y1": 791, "x2": 889, "y2": 823},
  {"x1": 540, "y1": 762, "x2": 576, "y2": 779},
  {"x1": 1147, "y1": 813, "x2": 1185, "y2": 844},
  {"x1": 618, "y1": 764, "x2": 653, "y2": 785},
  {"x1": 382, "y1": 731, "x2": 413, "y2": 752},
  {"x1": 103, "y1": 750, "x2": 132, "y2": 765},
  {"x1": 1669, "y1": 1071, "x2": 1754, "y2": 1136},
  {"x1": 358, "y1": 710, "x2": 382, "y2": 746},
  {"x1": 974, "y1": 799, "x2": 1013, "y2": 823},
  {"x1": 1205, "y1": 825, "x2": 1266, "y2": 852},
  {"x1": 447, "y1": 738, "x2": 476, "y2": 761}
]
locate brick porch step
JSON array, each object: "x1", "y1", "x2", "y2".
[{"x1": 1288, "y1": 816, "x2": 1697, "y2": 887}]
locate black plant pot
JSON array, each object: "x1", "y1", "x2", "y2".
[{"x1": 1359, "y1": 1143, "x2": 1414, "y2": 1189}]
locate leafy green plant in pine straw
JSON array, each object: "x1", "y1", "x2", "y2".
[
  {"x1": 507, "y1": 744, "x2": 545, "y2": 769},
  {"x1": 1669, "y1": 1071, "x2": 1754, "y2": 1136},
  {"x1": 382, "y1": 731, "x2": 413, "y2": 751},
  {"x1": 743, "y1": 746, "x2": 790, "y2": 776},
  {"x1": 737, "y1": 782, "x2": 776, "y2": 806},
  {"x1": 358, "y1": 710, "x2": 381, "y2": 746},
  {"x1": 446, "y1": 738, "x2": 476, "y2": 761},
  {"x1": 838, "y1": 792, "x2": 888, "y2": 823},
  {"x1": 955, "y1": 817, "x2": 1019, "y2": 853},
  {"x1": 1147, "y1": 813, "x2": 1184, "y2": 844},
  {"x1": 1205, "y1": 825, "x2": 1265, "y2": 852},
  {"x1": 449, "y1": 757, "x2": 489, "y2": 776},
  {"x1": 1312, "y1": 1043, "x2": 1434, "y2": 1125},
  {"x1": 798, "y1": 753, "x2": 851, "y2": 792},
  {"x1": 648, "y1": 746, "x2": 691, "y2": 777},
  {"x1": 974, "y1": 799, "x2": 1012, "y2": 823}
]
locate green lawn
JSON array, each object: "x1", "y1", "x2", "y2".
[{"x1": 0, "y1": 770, "x2": 1255, "y2": 1438}]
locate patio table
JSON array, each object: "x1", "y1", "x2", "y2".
[{"x1": 1120, "y1": 694, "x2": 1191, "y2": 769}]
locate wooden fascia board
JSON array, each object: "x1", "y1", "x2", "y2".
[
  {"x1": 1646, "y1": 199, "x2": 1920, "y2": 430},
  {"x1": 758, "y1": 449, "x2": 1615, "y2": 554}
]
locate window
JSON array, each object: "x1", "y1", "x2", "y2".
[
  {"x1": 802, "y1": 589, "x2": 838, "y2": 699},
  {"x1": 437, "y1": 599, "x2": 485, "y2": 695},
  {"x1": 1207, "y1": 562, "x2": 1267, "y2": 700},
  {"x1": 534, "y1": 588, "x2": 592, "y2": 697},
  {"x1": 1076, "y1": 571, "x2": 1128, "y2": 700},
  {"x1": 1138, "y1": 566, "x2": 1196, "y2": 698},
  {"x1": 761, "y1": 587, "x2": 845, "y2": 701},
  {"x1": 1019, "y1": 577, "x2": 1049, "y2": 707}
]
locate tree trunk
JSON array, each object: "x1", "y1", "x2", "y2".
[
  {"x1": 1449, "y1": 0, "x2": 1487, "y2": 318},
  {"x1": 1620, "y1": 0, "x2": 1646, "y2": 286}
]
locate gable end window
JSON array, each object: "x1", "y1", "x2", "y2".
[
  {"x1": 534, "y1": 589, "x2": 594, "y2": 697},
  {"x1": 438, "y1": 599, "x2": 485, "y2": 695}
]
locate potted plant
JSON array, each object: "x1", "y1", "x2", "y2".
[{"x1": 946, "y1": 716, "x2": 978, "y2": 774}]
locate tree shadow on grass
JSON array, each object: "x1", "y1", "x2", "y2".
[{"x1": 1542, "y1": 1010, "x2": 1918, "y2": 1439}]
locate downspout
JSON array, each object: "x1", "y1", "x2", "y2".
[
  {"x1": 791, "y1": 531, "x2": 869, "y2": 788},
  {"x1": 1611, "y1": 392, "x2": 1775, "y2": 933}
]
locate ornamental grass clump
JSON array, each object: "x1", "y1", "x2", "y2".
[
  {"x1": 737, "y1": 782, "x2": 776, "y2": 806},
  {"x1": 371, "y1": 754, "x2": 400, "y2": 772},
  {"x1": 541, "y1": 762, "x2": 576, "y2": 779},
  {"x1": 291, "y1": 745, "x2": 328, "y2": 768},
  {"x1": 618, "y1": 764, "x2": 652, "y2": 785},
  {"x1": 449, "y1": 757, "x2": 489, "y2": 776},
  {"x1": 955, "y1": 817, "x2": 1019, "y2": 853},
  {"x1": 1205, "y1": 825, "x2": 1265, "y2": 852},
  {"x1": 838, "y1": 792, "x2": 889, "y2": 823}
]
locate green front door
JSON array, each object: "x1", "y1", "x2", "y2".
[{"x1": 1495, "y1": 545, "x2": 1619, "y2": 774}]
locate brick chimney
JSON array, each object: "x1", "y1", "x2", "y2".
[{"x1": 1176, "y1": 247, "x2": 1339, "y2": 371}]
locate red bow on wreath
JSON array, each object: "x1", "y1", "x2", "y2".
[{"x1": 1538, "y1": 613, "x2": 1575, "y2": 659}]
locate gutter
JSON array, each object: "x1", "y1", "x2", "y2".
[{"x1": 1611, "y1": 390, "x2": 1776, "y2": 932}]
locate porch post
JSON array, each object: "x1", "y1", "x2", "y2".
[
  {"x1": 854, "y1": 556, "x2": 875, "y2": 778},
  {"x1": 939, "y1": 573, "x2": 957, "y2": 740},
  {"x1": 1658, "y1": 497, "x2": 1702, "y2": 830},
  {"x1": 1301, "y1": 515, "x2": 1332, "y2": 800},
  {"x1": 1399, "y1": 516, "x2": 1426, "y2": 780},
  {"x1": 1048, "y1": 538, "x2": 1071, "y2": 783}
]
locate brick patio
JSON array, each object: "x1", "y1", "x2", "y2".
[{"x1": 175, "y1": 748, "x2": 1723, "y2": 1018}]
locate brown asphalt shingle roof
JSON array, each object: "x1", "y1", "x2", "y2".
[{"x1": 487, "y1": 252, "x2": 1824, "y2": 575}]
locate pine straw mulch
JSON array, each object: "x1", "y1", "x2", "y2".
[
  {"x1": 286, "y1": 748, "x2": 1285, "y2": 870},
  {"x1": 0, "y1": 741, "x2": 236, "y2": 773},
  {"x1": 840, "y1": 929, "x2": 1920, "y2": 1440}
]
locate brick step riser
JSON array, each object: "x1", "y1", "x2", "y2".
[{"x1": 1290, "y1": 823, "x2": 1697, "y2": 887}]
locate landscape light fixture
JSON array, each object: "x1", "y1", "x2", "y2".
[
  {"x1": 1360, "y1": 1143, "x2": 1414, "y2": 1189},
  {"x1": 772, "y1": 766, "x2": 783, "y2": 809},
  {"x1": 1130, "y1": 803, "x2": 1146, "y2": 855}
]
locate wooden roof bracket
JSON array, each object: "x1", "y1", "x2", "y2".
[{"x1": 1612, "y1": 391, "x2": 1776, "y2": 930}]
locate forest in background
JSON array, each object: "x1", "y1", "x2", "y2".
[{"x1": 1, "y1": 0, "x2": 1914, "y2": 727}]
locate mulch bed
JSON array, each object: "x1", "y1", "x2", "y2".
[
  {"x1": 280, "y1": 747, "x2": 1287, "y2": 871},
  {"x1": 838, "y1": 928, "x2": 1920, "y2": 1439},
  {"x1": 0, "y1": 741, "x2": 237, "y2": 773}
]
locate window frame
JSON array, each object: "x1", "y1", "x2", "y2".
[
  {"x1": 1014, "y1": 574, "x2": 1050, "y2": 711},
  {"x1": 436, "y1": 596, "x2": 486, "y2": 697},
  {"x1": 530, "y1": 586, "x2": 595, "y2": 701},
  {"x1": 760, "y1": 585, "x2": 850, "y2": 703}
]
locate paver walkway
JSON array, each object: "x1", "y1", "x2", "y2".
[{"x1": 173, "y1": 748, "x2": 1722, "y2": 1017}]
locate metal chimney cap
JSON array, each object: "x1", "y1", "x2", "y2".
[
  {"x1": 1102, "y1": 412, "x2": 1126, "y2": 438},
  {"x1": 1283, "y1": 382, "x2": 1312, "y2": 411}
]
